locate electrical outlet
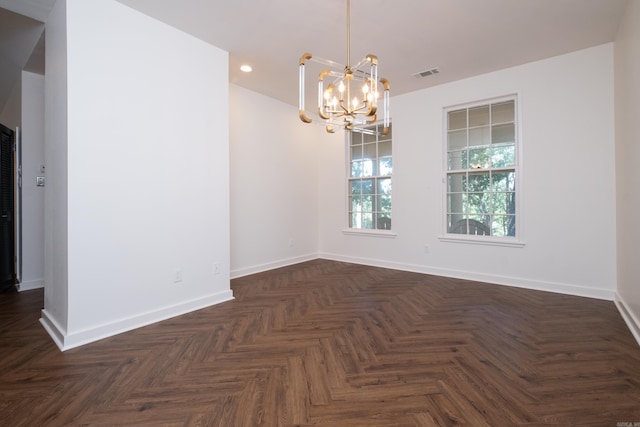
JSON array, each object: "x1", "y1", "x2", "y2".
[
  {"x1": 174, "y1": 269, "x2": 182, "y2": 283},
  {"x1": 214, "y1": 263, "x2": 221, "y2": 275},
  {"x1": 423, "y1": 244, "x2": 430, "y2": 253},
  {"x1": 289, "y1": 238, "x2": 295, "y2": 247}
]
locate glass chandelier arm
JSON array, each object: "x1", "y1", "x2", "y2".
[
  {"x1": 318, "y1": 70, "x2": 331, "y2": 119},
  {"x1": 299, "y1": 53, "x2": 313, "y2": 123},
  {"x1": 364, "y1": 56, "x2": 378, "y2": 117},
  {"x1": 326, "y1": 109, "x2": 337, "y2": 133},
  {"x1": 381, "y1": 77, "x2": 390, "y2": 135},
  {"x1": 349, "y1": 57, "x2": 369, "y2": 74},
  {"x1": 367, "y1": 113, "x2": 377, "y2": 124},
  {"x1": 347, "y1": 54, "x2": 377, "y2": 77},
  {"x1": 307, "y1": 56, "x2": 345, "y2": 71},
  {"x1": 326, "y1": 70, "x2": 345, "y2": 79},
  {"x1": 365, "y1": 54, "x2": 378, "y2": 66},
  {"x1": 299, "y1": 52, "x2": 313, "y2": 66}
]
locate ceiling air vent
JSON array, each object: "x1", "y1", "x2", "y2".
[{"x1": 412, "y1": 67, "x2": 439, "y2": 79}]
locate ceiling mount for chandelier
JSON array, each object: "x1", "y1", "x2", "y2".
[{"x1": 298, "y1": 0, "x2": 390, "y2": 135}]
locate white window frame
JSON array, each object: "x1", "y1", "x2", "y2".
[
  {"x1": 343, "y1": 122, "x2": 396, "y2": 238},
  {"x1": 439, "y1": 94, "x2": 525, "y2": 247}
]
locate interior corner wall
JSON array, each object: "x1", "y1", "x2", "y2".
[
  {"x1": 229, "y1": 84, "x2": 324, "y2": 278},
  {"x1": 0, "y1": 77, "x2": 21, "y2": 130},
  {"x1": 614, "y1": 0, "x2": 640, "y2": 342},
  {"x1": 319, "y1": 43, "x2": 617, "y2": 300},
  {"x1": 42, "y1": 0, "x2": 69, "y2": 340},
  {"x1": 42, "y1": 0, "x2": 232, "y2": 351},
  {"x1": 20, "y1": 71, "x2": 45, "y2": 291}
]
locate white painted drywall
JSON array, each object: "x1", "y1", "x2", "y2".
[
  {"x1": 614, "y1": 1, "x2": 640, "y2": 341},
  {"x1": 42, "y1": 0, "x2": 69, "y2": 337},
  {"x1": 0, "y1": 71, "x2": 45, "y2": 293},
  {"x1": 41, "y1": 0, "x2": 232, "y2": 350},
  {"x1": 318, "y1": 44, "x2": 617, "y2": 300},
  {"x1": 229, "y1": 84, "x2": 324, "y2": 277},
  {"x1": 20, "y1": 71, "x2": 45, "y2": 291}
]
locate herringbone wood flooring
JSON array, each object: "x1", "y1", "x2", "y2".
[{"x1": 1, "y1": 259, "x2": 639, "y2": 426}]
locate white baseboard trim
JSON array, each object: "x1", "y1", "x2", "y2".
[
  {"x1": 615, "y1": 294, "x2": 640, "y2": 347},
  {"x1": 40, "y1": 290, "x2": 234, "y2": 351},
  {"x1": 231, "y1": 253, "x2": 318, "y2": 279},
  {"x1": 18, "y1": 279, "x2": 44, "y2": 291},
  {"x1": 318, "y1": 252, "x2": 615, "y2": 301},
  {"x1": 40, "y1": 309, "x2": 66, "y2": 350}
]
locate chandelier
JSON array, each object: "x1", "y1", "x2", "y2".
[{"x1": 298, "y1": 0, "x2": 390, "y2": 134}]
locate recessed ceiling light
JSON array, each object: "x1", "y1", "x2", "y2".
[{"x1": 240, "y1": 65, "x2": 253, "y2": 73}]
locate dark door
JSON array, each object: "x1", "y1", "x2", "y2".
[{"x1": 0, "y1": 123, "x2": 15, "y2": 292}]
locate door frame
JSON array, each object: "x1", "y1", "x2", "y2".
[{"x1": 15, "y1": 126, "x2": 22, "y2": 285}]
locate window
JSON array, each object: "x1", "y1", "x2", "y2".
[
  {"x1": 445, "y1": 97, "x2": 517, "y2": 238},
  {"x1": 348, "y1": 122, "x2": 392, "y2": 230}
]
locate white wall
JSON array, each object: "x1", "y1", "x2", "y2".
[
  {"x1": 0, "y1": 72, "x2": 45, "y2": 293},
  {"x1": 615, "y1": 1, "x2": 640, "y2": 343},
  {"x1": 43, "y1": 0, "x2": 69, "y2": 335},
  {"x1": 41, "y1": 0, "x2": 232, "y2": 350},
  {"x1": 229, "y1": 84, "x2": 323, "y2": 277},
  {"x1": 319, "y1": 44, "x2": 617, "y2": 300},
  {"x1": 20, "y1": 71, "x2": 45, "y2": 291}
]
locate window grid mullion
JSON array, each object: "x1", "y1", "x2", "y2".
[
  {"x1": 347, "y1": 123, "x2": 392, "y2": 231},
  {"x1": 445, "y1": 98, "x2": 516, "y2": 237}
]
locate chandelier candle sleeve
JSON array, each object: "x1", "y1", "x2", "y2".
[{"x1": 297, "y1": 0, "x2": 390, "y2": 134}]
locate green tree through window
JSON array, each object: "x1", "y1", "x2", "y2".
[
  {"x1": 446, "y1": 98, "x2": 517, "y2": 237},
  {"x1": 349, "y1": 123, "x2": 392, "y2": 230}
]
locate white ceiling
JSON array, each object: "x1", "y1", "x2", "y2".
[{"x1": 0, "y1": 0, "x2": 631, "y2": 111}]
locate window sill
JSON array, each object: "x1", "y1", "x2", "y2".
[
  {"x1": 343, "y1": 229, "x2": 397, "y2": 238},
  {"x1": 438, "y1": 235, "x2": 525, "y2": 248}
]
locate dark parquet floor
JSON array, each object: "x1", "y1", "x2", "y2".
[{"x1": 1, "y1": 259, "x2": 640, "y2": 426}]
